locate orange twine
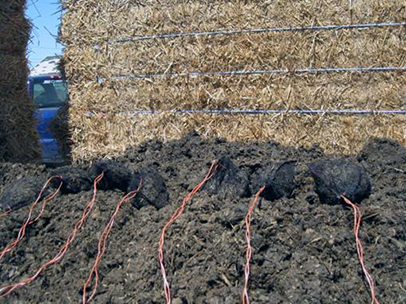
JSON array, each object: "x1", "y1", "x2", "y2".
[
  {"x1": 0, "y1": 173, "x2": 103, "y2": 299},
  {"x1": 158, "y1": 161, "x2": 218, "y2": 304},
  {"x1": 0, "y1": 207, "x2": 12, "y2": 218},
  {"x1": 82, "y1": 180, "x2": 142, "y2": 304},
  {"x1": 242, "y1": 186, "x2": 265, "y2": 304},
  {"x1": 0, "y1": 176, "x2": 63, "y2": 260},
  {"x1": 341, "y1": 195, "x2": 380, "y2": 304}
]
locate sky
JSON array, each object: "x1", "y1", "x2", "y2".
[{"x1": 26, "y1": 0, "x2": 63, "y2": 68}]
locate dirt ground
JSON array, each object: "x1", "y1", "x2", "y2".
[{"x1": 0, "y1": 134, "x2": 405, "y2": 303}]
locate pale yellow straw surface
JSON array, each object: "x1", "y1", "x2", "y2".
[{"x1": 60, "y1": 0, "x2": 406, "y2": 161}]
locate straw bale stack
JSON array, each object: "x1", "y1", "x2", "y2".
[
  {"x1": 0, "y1": 0, "x2": 39, "y2": 162},
  {"x1": 60, "y1": 0, "x2": 406, "y2": 161}
]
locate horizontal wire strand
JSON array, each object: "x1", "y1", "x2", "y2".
[
  {"x1": 90, "y1": 22, "x2": 406, "y2": 117},
  {"x1": 97, "y1": 21, "x2": 406, "y2": 46},
  {"x1": 86, "y1": 109, "x2": 406, "y2": 116},
  {"x1": 96, "y1": 66, "x2": 406, "y2": 83}
]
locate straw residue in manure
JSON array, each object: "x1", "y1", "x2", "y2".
[
  {"x1": 0, "y1": 0, "x2": 39, "y2": 162},
  {"x1": 60, "y1": 0, "x2": 406, "y2": 161}
]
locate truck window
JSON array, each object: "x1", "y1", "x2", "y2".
[{"x1": 33, "y1": 79, "x2": 68, "y2": 108}]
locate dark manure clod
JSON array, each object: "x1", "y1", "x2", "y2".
[
  {"x1": 89, "y1": 160, "x2": 132, "y2": 192},
  {"x1": 204, "y1": 156, "x2": 250, "y2": 199},
  {"x1": 50, "y1": 167, "x2": 92, "y2": 194},
  {"x1": 357, "y1": 138, "x2": 406, "y2": 167},
  {"x1": 127, "y1": 169, "x2": 169, "y2": 210},
  {"x1": 308, "y1": 158, "x2": 371, "y2": 205},
  {"x1": 255, "y1": 161, "x2": 296, "y2": 201},
  {"x1": 0, "y1": 177, "x2": 46, "y2": 212}
]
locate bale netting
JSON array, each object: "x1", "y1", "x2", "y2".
[
  {"x1": 60, "y1": 0, "x2": 406, "y2": 161},
  {"x1": 0, "y1": 0, "x2": 39, "y2": 162}
]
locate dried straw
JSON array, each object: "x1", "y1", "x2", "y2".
[
  {"x1": 0, "y1": 0, "x2": 39, "y2": 162},
  {"x1": 60, "y1": 0, "x2": 406, "y2": 161}
]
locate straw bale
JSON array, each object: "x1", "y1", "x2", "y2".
[
  {"x1": 60, "y1": 0, "x2": 406, "y2": 161},
  {"x1": 0, "y1": 53, "x2": 29, "y2": 84},
  {"x1": 93, "y1": 28, "x2": 406, "y2": 77},
  {"x1": 0, "y1": 87, "x2": 39, "y2": 162},
  {"x1": 0, "y1": 0, "x2": 39, "y2": 162},
  {"x1": 61, "y1": 0, "x2": 405, "y2": 45},
  {"x1": 70, "y1": 113, "x2": 406, "y2": 160},
  {"x1": 71, "y1": 73, "x2": 406, "y2": 113},
  {"x1": 0, "y1": 11, "x2": 30, "y2": 53},
  {"x1": 0, "y1": 0, "x2": 26, "y2": 13}
]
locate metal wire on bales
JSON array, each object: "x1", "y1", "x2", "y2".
[
  {"x1": 93, "y1": 65, "x2": 406, "y2": 118},
  {"x1": 0, "y1": 173, "x2": 104, "y2": 299},
  {"x1": 96, "y1": 66, "x2": 406, "y2": 84},
  {"x1": 98, "y1": 22, "x2": 406, "y2": 46},
  {"x1": 243, "y1": 186, "x2": 266, "y2": 304},
  {"x1": 341, "y1": 195, "x2": 380, "y2": 304},
  {"x1": 82, "y1": 181, "x2": 142, "y2": 304},
  {"x1": 0, "y1": 176, "x2": 63, "y2": 260},
  {"x1": 88, "y1": 109, "x2": 406, "y2": 117},
  {"x1": 158, "y1": 161, "x2": 218, "y2": 304}
]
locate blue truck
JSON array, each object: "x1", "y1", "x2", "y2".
[{"x1": 28, "y1": 56, "x2": 68, "y2": 164}]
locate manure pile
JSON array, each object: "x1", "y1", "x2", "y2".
[
  {"x1": 61, "y1": 0, "x2": 406, "y2": 160},
  {"x1": 0, "y1": 135, "x2": 405, "y2": 303},
  {"x1": 0, "y1": 0, "x2": 39, "y2": 162}
]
